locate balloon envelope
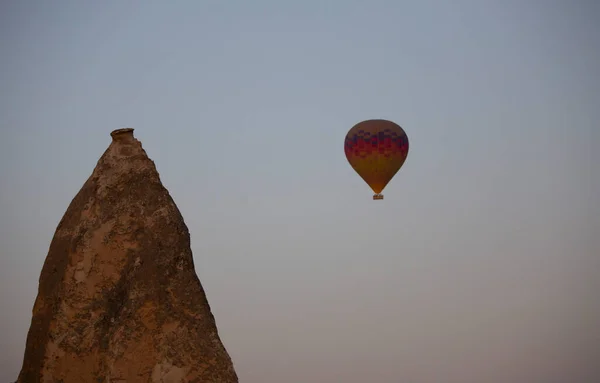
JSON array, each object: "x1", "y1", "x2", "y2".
[{"x1": 344, "y1": 119, "x2": 409, "y2": 195}]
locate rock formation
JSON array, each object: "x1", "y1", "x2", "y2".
[{"x1": 18, "y1": 128, "x2": 238, "y2": 382}]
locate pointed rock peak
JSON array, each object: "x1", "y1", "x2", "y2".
[
  {"x1": 90, "y1": 127, "x2": 156, "y2": 184},
  {"x1": 17, "y1": 128, "x2": 238, "y2": 383}
]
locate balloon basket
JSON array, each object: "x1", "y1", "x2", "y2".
[{"x1": 373, "y1": 194, "x2": 384, "y2": 200}]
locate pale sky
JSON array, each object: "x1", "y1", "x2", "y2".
[{"x1": 1, "y1": 1, "x2": 599, "y2": 382}]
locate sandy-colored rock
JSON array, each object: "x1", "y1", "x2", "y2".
[{"x1": 18, "y1": 128, "x2": 238, "y2": 383}]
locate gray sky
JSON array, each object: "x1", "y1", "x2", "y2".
[{"x1": 1, "y1": 1, "x2": 598, "y2": 382}]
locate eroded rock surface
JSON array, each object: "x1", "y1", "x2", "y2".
[{"x1": 18, "y1": 128, "x2": 238, "y2": 383}]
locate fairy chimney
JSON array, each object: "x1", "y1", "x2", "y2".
[{"x1": 18, "y1": 128, "x2": 238, "y2": 382}]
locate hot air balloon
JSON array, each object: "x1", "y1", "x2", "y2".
[{"x1": 344, "y1": 119, "x2": 409, "y2": 200}]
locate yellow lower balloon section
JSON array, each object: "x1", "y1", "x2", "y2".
[{"x1": 346, "y1": 152, "x2": 407, "y2": 194}]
